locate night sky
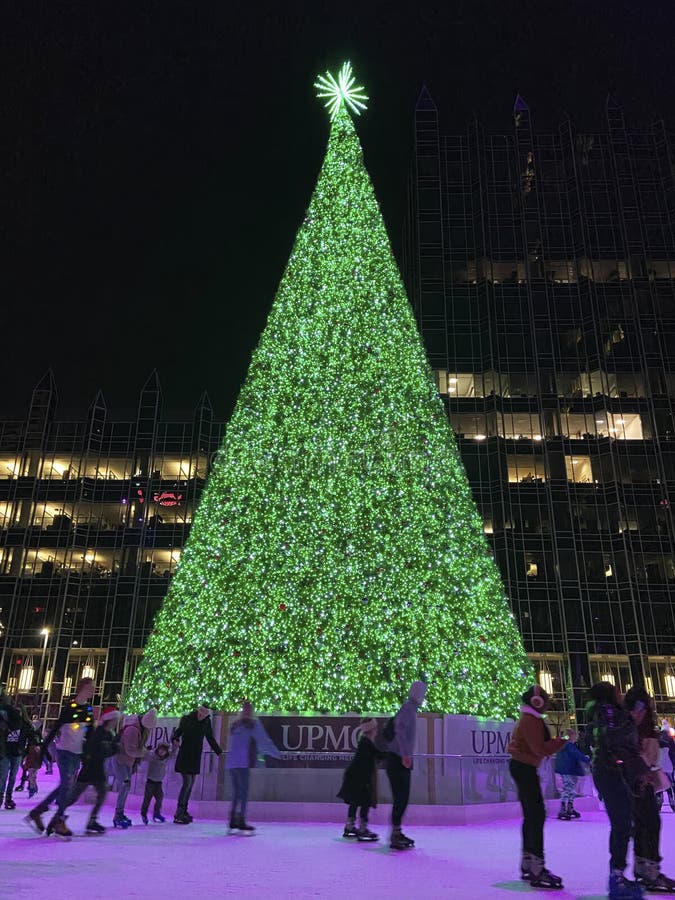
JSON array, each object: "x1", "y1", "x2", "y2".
[{"x1": 4, "y1": 1, "x2": 675, "y2": 420}]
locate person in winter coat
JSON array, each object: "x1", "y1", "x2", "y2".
[
  {"x1": 25, "y1": 677, "x2": 95, "y2": 839},
  {"x1": 140, "y1": 742, "x2": 176, "y2": 825},
  {"x1": 1, "y1": 703, "x2": 36, "y2": 809},
  {"x1": 113, "y1": 707, "x2": 157, "y2": 828},
  {"x1": 624, "y1": 686, "x2": 675, "y2": 893},
  {"x1": 225, "y1": 700, "x2": 281, "y2": 833},
  {"x1": 64, "y1": 706, "x2": 121, "y2": 835},
  {"x1": 554, "y1": 729, "x2": 589, "y2": 820},
  {"x1": 172, "y1": 705, "x2": 223, "y2": 824},
  {"x1": 384, "y1": 680, "x2": 426, "y2": 850},
  {"x1": 19, "y1": 740, "x2": 42, "y2": 798},
  {"x1": 337, "y1": 718, "x2": 383, "y2": 841},
  {"x1": 507, "y1": 683, "x2": 565, "y2": 889},
  {"x1": 588, "y1": 681, "x2": 650, "y2": 898}
]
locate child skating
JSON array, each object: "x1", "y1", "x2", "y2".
[
  {"x1": 140, "y1": 742, "x2": 175, "y2": 824},
  {"x1": 337, "y1": 718, "x2": 383, "y2": 841}
]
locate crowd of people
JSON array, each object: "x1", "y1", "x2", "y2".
[
  {"x1": 508, "y1": 681, "x2": 675, "y2": 898},
  {"x1": 2, "y1": 676, "x2": 675, "y2": 898}
]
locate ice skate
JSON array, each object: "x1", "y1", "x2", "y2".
[
  {"x1": 520, "y1": 851, "x2": 533, "y2": 880},
  {"x1": 173, "y1": 812, "x2": 191, "y2": 824},
  {"x1": 48, "y1": 815, "x2": 73, "y2": 840},
  {"x1": 141, "y1": 814, "x2": 149, "y2": 825},
  {"x1": 356, "y1": 826, "x2": 379, "y2": 842},
  {"x1": 342, "y1": 821, "x2": 359, "y2": 838},
  {"x1": 529, "y1": 857, "x2": 563, "y2": 890},
  {"x1": 113, "y1": 814, "x2": 131, "y2": 829},
  {"x1": 390, "y1": 827, "x2": 414, "y2": 850},
  {"x1": 86, "y1": 819, "x2": 105, "y2": 835},
  {"x1": 635, "y1": 858, "x2": 675, "y2": 894},
  {"x1": 28, "y1": 788, "x2": 38, "y2": 798},
  {"x1": 153, "y1": 814, "x2": 166, "y2": 823},
  {"x1": 556, "y1": 802, "x2": 570, "y2": 820},
  {"x1": 24, "y1": 810, "x2": 45, "y2": 834},
  {"x1": 609, "y1": 869, "x2": 644, "y2": 899},
  {"x1": 236, "y1": 814, "x2": 255, "y2": 834},
  {"x1": 4, "y1": 796, "x2": 16, "y2": 810}
]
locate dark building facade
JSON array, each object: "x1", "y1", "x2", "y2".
[
  {"x1": 403, "y1": 89, "x2": 675, "y2": 719},
  {"x1": 0, "y1": 372, "x2": 220, "y2": 719}
]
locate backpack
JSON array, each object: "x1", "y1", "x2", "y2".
[{"x1": 382, "y1": 716, "x2": 396, "y2": 743}]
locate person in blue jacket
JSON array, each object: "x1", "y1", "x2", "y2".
[
  {"x1": 225, "y1": 700, "x2": 281, "y2": 833},
  {"x1": 554, "y1": 729, "x2": 590, "y2": 820}
]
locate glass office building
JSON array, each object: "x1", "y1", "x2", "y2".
[
  {"x1": 0, "y1": 371, "x2": 218, "y2": 718},
  {"x1": 402, "y1": 89, "x2": 675, "y2": 720}
]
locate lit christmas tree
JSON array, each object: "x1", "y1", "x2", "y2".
[{"x1": 128, "y1": 63, "x2": 532, "y2": 718}]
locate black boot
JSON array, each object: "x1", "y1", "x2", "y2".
[{"x1": 556, "y1": 802, "x2": 570, "y2": 820}]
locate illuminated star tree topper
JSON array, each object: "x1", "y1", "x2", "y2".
[{"x1": 314, "y1": 61, "x2": 368, "y2": 119}]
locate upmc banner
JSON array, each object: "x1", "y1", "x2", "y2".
[{"x1": 258, "y1": 716, "x2": 378, "y2": 768}]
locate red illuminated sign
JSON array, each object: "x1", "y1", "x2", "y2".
[{"x1": 153, "y1": 491, "x2": 183, "y2": 508}]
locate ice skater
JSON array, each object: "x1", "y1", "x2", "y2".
[
  {"x1": 140, "y1": 741, "x2": 175, "y2": 824},
  {"x1": 113, "y1": 707, "x2": 157, "y2": 827},
  {"x1": 624, "y1": 686, "x2": 675, "y2": 893},
  {"x1": 588, "y1": 681, "x2": 649, "y2": 899},
  {"x1": 507, "y1": 684, "x2": 565, "y2": 889},
  {"x1": 383, "y1": 680, "x2": 426, "y2": 850},
  {"x1": 24, "y1": 676, "x2": 95, "y2": 838},
  {"x1": 173, "y1": 705, "x2": 223, "y2": 824},
  {"x1": 337, "y1": 717, "x2": 383, "y2": 841},
  {"x1": 64, "y1": 705, "x2": 121, "y2": 834},
  {"x1": 226, "y1": 700, "x2": 281, "y2": 833},
  {"x1": 2, "y1": 704, "x2": 36, "y2": 809},
  {"x1": 554, "y1": 729, "x2": 589, "y2": 820}
]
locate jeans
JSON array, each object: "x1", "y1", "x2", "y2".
[
  {"x1": 177, "y1": 773, "x2": 195, "y2": 815},
  {"x1": 113, "y1": 760, "x2": 132, "y2": 816},
  {"x1": 593, "y1": 767, "x2": 633, "y2": 871},
  {"x1": 560, "y1": 774, "x2": 578, "y2": 803},
  {"x1": 33, "y1": 749, "x2": 81, "y2": 817},
  {"x1": 0, "y1": 756, "x2": 21, "y2": 798},
  {"x1": 141, "y1": 779, "x2": 164, "y2": 817},
  {"x1": 66, "y1": 779, "x2": 108, "y2": 821},
  {"x1": 229, "y1": 767, "x2": 250, "y2": 817},
  {"x1": 509, "y1": 759, "x2": 546, "y2": 861},
  {"x1": 385, "y1": 753, "x2": 411, "y2": 828},
  {"x1": 633, "y1": 784, "x2": 661, "y2": 864}
]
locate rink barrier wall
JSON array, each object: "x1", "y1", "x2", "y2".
[{"x1": 118, "y1": 713, "x2": 594, "y2": 809}]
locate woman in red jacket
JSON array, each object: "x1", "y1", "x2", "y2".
[{"x1": 508, "y1": 684, "x2": 565, "y2": 889}]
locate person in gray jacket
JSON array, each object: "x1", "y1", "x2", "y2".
[{"x1": 384, "y1": 680, "x2": 426, "y2": 850}]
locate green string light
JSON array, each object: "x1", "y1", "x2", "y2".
[{"x1": 127, "y1": 64, "x2": 532, "y2": 718}]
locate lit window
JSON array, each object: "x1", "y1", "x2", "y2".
[
  {"x1": 601, "y1": 671, "x2": 616, "y2": 686},
  {"x1": 526, "y1": 562, "x2": 538, "y2": 577},
  {"x1": 63, "y1": 676, "x2": 73, "y2": 697},
  {"x1": 539, "y1": 670, "x2": 554, "y2": 694},
  {"x1": 664, "y1": 674, "x2": 675, "y2": 699},
  {"x1": 18, "y1": 665, "x2": 34, "y2": 692}
]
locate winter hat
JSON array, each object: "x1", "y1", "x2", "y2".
[
  {"x1": 140, "y1": 708, "x2": 158, "y2": 730},
  {"x1": 99, "y1": 706, "x2": 121, "y2": 723},
  {"x1": 409, "y1": 681, "x2": 427, "y2": 705}
]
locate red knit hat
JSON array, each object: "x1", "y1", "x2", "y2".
[{"x1": 99, "y1": 706, "x2": 121, "y2": 723}]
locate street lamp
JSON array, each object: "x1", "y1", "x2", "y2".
[{"x1": 37, "y1": 628, "x2": 50, "y2": 719}]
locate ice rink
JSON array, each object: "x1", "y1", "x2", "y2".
[{"x1": 4, "y1": 782, "x2": 675, "y2": 899}]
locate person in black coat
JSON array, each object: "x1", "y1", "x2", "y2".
[
  {"x1": 64, "y1": 706, "x2": 121, "y2": 834},
  {"x1": 337, "y1": 719, "x2": 383, "y2": 842},
  {"x1": 172, "y1": 705, "x2": 223, "y2": 824}
]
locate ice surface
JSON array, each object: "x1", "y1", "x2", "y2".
[{"x1": 4, "y1": 773, "x2": 674, "y2": 899}]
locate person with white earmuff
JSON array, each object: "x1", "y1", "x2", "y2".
[{"x1": 508, "y1": 684, "x2": 566, "y2": 889}]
